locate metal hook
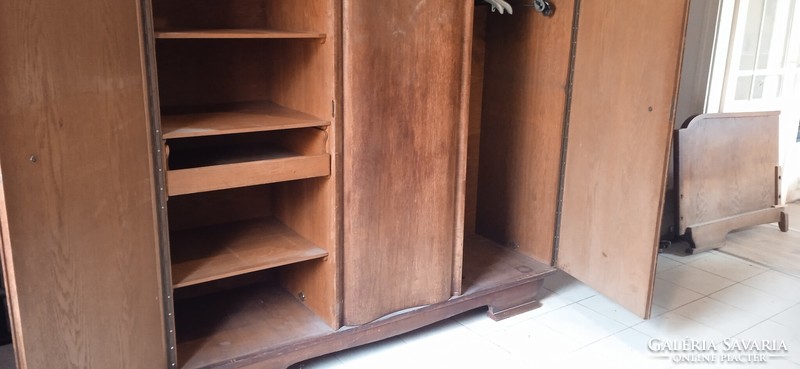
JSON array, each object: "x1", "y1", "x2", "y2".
[{"x1": 524, "y1": 0, "x2": 555, "y2": 17}]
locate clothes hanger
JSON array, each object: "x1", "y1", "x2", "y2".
[
  {"x1": 483, "y1": 0, "x2": 503, "y2": 15},
  {"x1": 482, "y1": 0, "x2": 512, "y2": 15},
  {"x1": 496, "y1": 0, "x2": 513, "y2": 14}
]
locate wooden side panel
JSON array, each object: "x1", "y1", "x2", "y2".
[
  {"x1": 677, "y1": 112, "x2": 780, "y2": 233},
  {"x1": 0, "y1": 162, "x2": 23, "y2": 367},
  {"x1": 0, "y1": 0, "x2": 167, "y2": 367},
  {"x1": 342, "y1": 1, "x2": 470, "y2": 325},
  {"x1": 465, "y1": 7, "x2": 488, "y2": 236},
  {"x1": 264, "y1": 0, "x2": 341, "y2": 329},
  {"x1": 557, "y1": 0, "x2": 688, "y2": 318},
  {"x1": 475, "y1": 0, "x2": 575, "y2": 264}
]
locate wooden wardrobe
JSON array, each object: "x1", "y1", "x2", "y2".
[{"x1": 0, "y1": 0, "x2": 688, "y2": 368}]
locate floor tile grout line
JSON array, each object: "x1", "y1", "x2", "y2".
[
  {"x1": 682, "y1": 255, "x2": 770, "y2": 282},
  {"x1": 576, "y1": 300, "x2": 645, "y2": 328},
  {"x1": 704, "y1": 281, "x2": 799, "y2": 317},
  {"x1": 654, "y1": 270, "x2": 737, "y2": 296},
  {"x1": 668, "y1": 295, "x2": 774, "y2": 339}
]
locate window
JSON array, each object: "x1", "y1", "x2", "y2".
[{"x1": 708, "y1": 0, "x2": 800, "y2": 113}]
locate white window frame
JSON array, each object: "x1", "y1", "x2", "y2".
[{"x1": 707, "y1": 0, "x2": 800, "y2": 113}]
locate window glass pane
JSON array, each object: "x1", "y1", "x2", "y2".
[
  {"x1": 736, "y1": 75, "x2": 754, "y2": 100},
  {"x1": 790, "y1": 73, "x2": 800, "y2": 96},
  {"x1": 753, "y1": 75, "x2": 766, "y2": 98},
  {"x1": 757, "y1": 0, "x2": 778, "y2": 69},
  {"x1": 740, "y1": 0, "x2": 766, "y2": 70}
]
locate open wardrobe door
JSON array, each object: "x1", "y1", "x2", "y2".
[
  {"x1": 0, "y1": 0, "x2": 167, "y2": 366},
  {"x1": 556, "y1": 0, "x2": 689, "y2": 318}
]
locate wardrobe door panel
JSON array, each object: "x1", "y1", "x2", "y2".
[
  {"x1": 557, "y1": 0, "x2": 688, "y2": 318},
  {"x1": 0, "y1": 0, "x2": 166, "y2": 367},
  {"x1": 342, "y1": 0, "x2": 471, "y2": 325}
]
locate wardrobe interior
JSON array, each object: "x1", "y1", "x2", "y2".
[
  {"x1": 462, "y1": 3, "x2": 573, "y2": 282},
  {"x1": 150, "y1": 0, "x2": 339, "y2": 366}
]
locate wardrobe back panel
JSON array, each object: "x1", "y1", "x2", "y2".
[
  {"x1": 342, "y1": 0, "x2": 471, "y2": 325},
  {"x1": 557, "y1": 0, "x2": 688, "y2": 318},
  {"x1": 475, "y1": 0, "x2": 574, "y2": 264},
  {"x1": 0, "y1": 0, "x2": 167, "y2": 366}
]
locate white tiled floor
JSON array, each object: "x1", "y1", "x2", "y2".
[{"x1": 293, "y1": 249, "x2": 800, "y2": 369}]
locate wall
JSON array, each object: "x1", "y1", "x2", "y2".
[
  {"x1": 781, "y1": 106, "x2": 800, "y2": 203},
  {"x1": 674, "y1": 0, "x2": 721, "y2": 129}
]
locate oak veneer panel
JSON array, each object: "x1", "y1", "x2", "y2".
[
  {"x1": 152, "y1": 0, "x2": 269, "y2": 30},
  {"x1": 173, "y1": 235, "x2": 554, "y2": 369},
  {"x1": 154, "y1": 0, "x2": 341, "y2": 329},
  {"x1": 260, "y1": 0, "x2": 341, "y2": 329},
  {"x1": 170, "y1": 217, "x2": 328, "y2": 288},
  {"x1": 475, "y1": 0, "x2": 575, "y2": 264},
  {"x1": 0, "y1": 162, "x2": 22, "y2": 366},
  {"x1": 161, "y1": 101, "x2": 329, "y2": 139},
  {"x1": 557, "y1": 0, "x2": 688, "y2": 318},
  {"x1": 0, "y1": 0, "x2": 167, "y2": 367},
  {"x1": 168, "y1": 186, "x2": 273, "y2": 231},
  {"x1": 451, "y1": 2, "x2": 477, "y2": 296},
  {"x1": 154, "y1": 41, "x2": 270, "y2": 107},
  {"x1": 167, "y1": 151, "x2": 330, "y2": 196},
  {"x1": 676, "y1": 112, "x2": 780, "y2": 234},
  {"x1": 155, "y1": 29, "x2": 325, "y2": 39},
  {"x1": 175, "y1": 283, "x2": 333, "y2": 369},
  {"x1": 342, "y1": 0, "x2": 471, "y2": 325},
  {"x1": 465, "y1": 7, "x2": 488, "y2": 237},
  {"x1": 461, "y1": 235, "x2": 555, "y2": 294}
]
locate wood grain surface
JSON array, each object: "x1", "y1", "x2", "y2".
[
  {"x1": 0, "y1": 0, "x2": 167, "y2": 367},
  {"x1": 153, "y1": 0, "x2": 341, "y2": 328},
  {"x1": 170, "y1": 217, "x2": 328, "y2": 288},
  {"x1": 475, "y1": 0, "x2": 575, "y2": 264},
  {"x1": 465, "y1": 7, "x2": 488, "y2": 237},
  {"x1": 175, "y1": 283, "x2": 334, "y2": 369},
  {"x1": 154, "y1": 29, "x2": 325, "y2": 39},
  {"x1": 557, "y1": 0, "x2": 689, "y2": 318},
  {"x1": 167, "y1": 153, "x2": 330, "y2": 196},
  {"x1": 174, "y1": 236, "x2": 553, "y2": 369},
  {"x1": 677, "y1": 112, "x2": 780, "y2": 234},
  {"x1": 260, "y1": 0, "x2": 341, "y2": 329},
  {"x1": 342, "y1": 0, "x2": 471, "y2": 325},
  {"x1": 161, "y1": 101, "x2": 329, "y2": 139}
]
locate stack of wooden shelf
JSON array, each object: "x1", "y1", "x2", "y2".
[{"x1": 150, "y1": 0, "x2": 339, "y2": 367}]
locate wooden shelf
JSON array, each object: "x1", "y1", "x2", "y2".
[
  {"x1": 155, "y1": 28, "x2": 326, "y2": 40},
  {"x1": 175, "y1": 283, "x2": 333, "y2": 369},
  {"x1": 462, "y1": 234, "x2": 555, "y2": 294},
  {"x1": 161, "y1": 101, "x2": 329, "y2": 139},
  {"x1": 171, "y1": 234, "x2": 556, "y2": 368},
  {"x1": 170, "y1": 217, "x2": 328, "y2": 288},
  {"x1": 166, "y1": 146, "x2": 330, "y2": 196}
]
